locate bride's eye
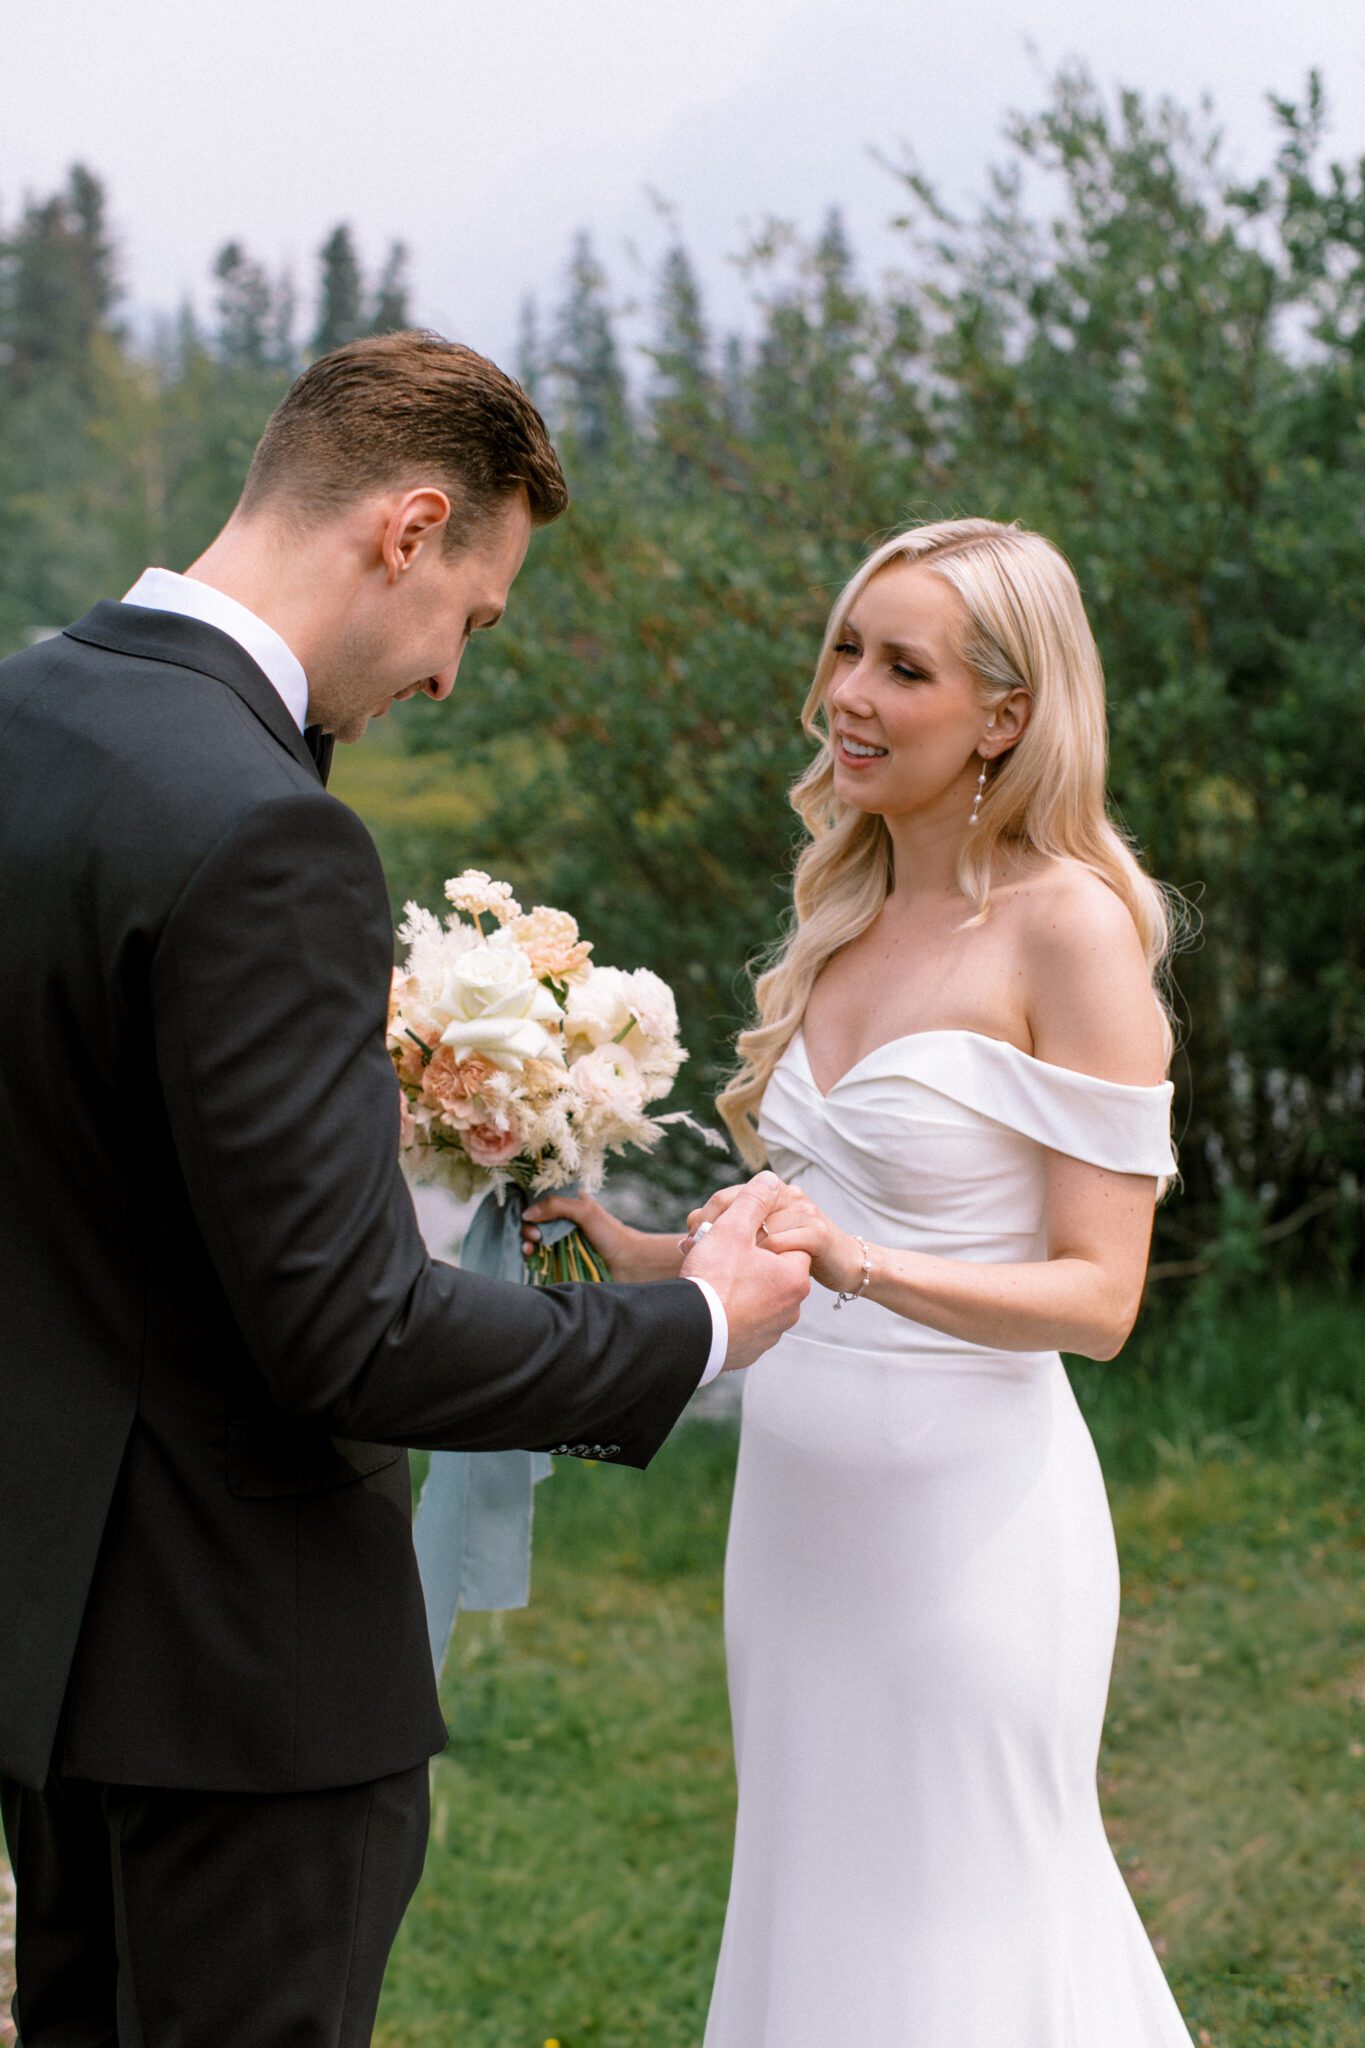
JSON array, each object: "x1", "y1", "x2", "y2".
[
  {"x1": 833, "y1": 641, "x2": 860, "y2": 660},
  {"x1": 892, "y1": 663, "x2": 928, "y2": 683}
]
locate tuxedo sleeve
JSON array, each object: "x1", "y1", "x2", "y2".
[{"x1": 151, "y1": 792, "x2": 711, "y2": 1465}]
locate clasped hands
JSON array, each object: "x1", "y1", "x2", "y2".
[
  {"x1": 679, "y1": 1180, "x2": 861, "y2": 1297},
  {"x1": 522, "y1": 1174, "x2": 862, "y2": 1303}
]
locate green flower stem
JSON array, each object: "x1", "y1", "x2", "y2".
[{"x1": 527, "y1": 1224, "x2": 613, "y2": 1288}]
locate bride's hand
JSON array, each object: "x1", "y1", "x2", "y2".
[
  {"x1": 685, "y1": 1186, "x2": 864, "y2": 1299},
  {"x1": 522, "y1": 1192, "x2": 672, "y2": 1285},
  {"x1": 749, "y1": 1190, "x2": 867, "y2": 1298}
]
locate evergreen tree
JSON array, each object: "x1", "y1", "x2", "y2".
[
  {"x1": 368, "y1": 240, "x2": 410, "y2": 334},
  {"x1": 719, "y1": 332, "x2": 748, "y2": 436},
  {"x1": 212, "y1": 241, "x2": 293, "y2": 370},
  {"x1": 647, "y1": 243, "x2": 719, "y2": 485},
  {"x1": 213, "y1": 242, "x2": 272, "y2": 368},
  {"x1": 515, "y1": 294, "x2": 543, "y2": 403},
  {"x1": 552, "y1": 232, "x2": 630, "y2": 461},
  {"x1": 311, "y1": 225, "x2": 364, "y2": 355},
  {"x1": 0, "y1": 164, "x2": 118, "y2": 392}
]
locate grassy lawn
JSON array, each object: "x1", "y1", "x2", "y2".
[
  {"x1": 3, "y1": 1299, "x2": 1357, "y2": 2046},
  {"x1": 326, "y1": 711, "x2": 489, "y2": 839},
  {"x1": 325, "y1": 712, "x2": 500, "y2": 922},
  {"x1": 377, "y1": 1295, "x2": 1364, "y2": 2048}
]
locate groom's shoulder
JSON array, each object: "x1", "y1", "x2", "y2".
[
  {"x1": 7, "y1": 598, "x2": 317, "y2": 806},
  {"x1": 0, "y1": 609, "x2": 374, "y2": 906}
]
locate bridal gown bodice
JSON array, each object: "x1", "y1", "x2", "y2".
[{"x1": 703, "y1": 1030, "x2": 1194, "y2": 2048}]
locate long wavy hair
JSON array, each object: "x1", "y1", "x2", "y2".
[{"x1": 717, "y1": 518, "x2": 1178, "y2": 1165}]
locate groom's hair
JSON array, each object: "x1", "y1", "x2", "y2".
[{"x1": 237, "y1": 330, "x2": 568, "y2": 547}]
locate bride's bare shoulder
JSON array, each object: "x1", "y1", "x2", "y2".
[{"x1": 1011, "y1": 859, "x2": 1168, "y2": 1085}]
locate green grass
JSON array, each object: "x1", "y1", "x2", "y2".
[
  {"x1": 5, "y1": 1292, "x2": 1354, "y2": 2042},
  {"x1": 378, "y1": 1292, "x2": 1364, "y2": 2047},
  {"x1": 327, "y1": 712, "x2": 490, "y2": 837},
  {"x1": 327, "y1": 713, "x2": 554, "y2": 926}
]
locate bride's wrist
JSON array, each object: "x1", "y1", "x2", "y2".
[
  {"x1": 833, "y1": 1230, "x2": 874, "y2": 1300},
  {"x1": 637, "y1": 1226, "x2": 693, "y2": 1281}
]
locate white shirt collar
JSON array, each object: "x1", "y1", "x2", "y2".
[{"x1": 122, "y1": 568, "x2": 311, "y2": 734}]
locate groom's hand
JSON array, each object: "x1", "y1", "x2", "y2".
[{"x1": 681, "y1": 1171, "x2": 810, "y2": 1372}]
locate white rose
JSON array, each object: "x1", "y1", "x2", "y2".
[{"x1": 438, "y1": 938, "x2": 565, "y2": 1071}]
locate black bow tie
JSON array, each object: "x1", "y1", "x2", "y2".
[{"x1": 303, "y1": 725, "x2": 334, "y2": 787}]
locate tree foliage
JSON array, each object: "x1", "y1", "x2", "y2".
[
  {"x1": 419, "y1": 72, "x2": 1365, "y2": 1273},
  {"x1": 1, "y1": 73, "x2": 1361, "y2": 1277}
]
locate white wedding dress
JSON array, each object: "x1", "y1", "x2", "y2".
[{"x1": 703, "y1": 1029, "x2": 1193, "y2": 2048}]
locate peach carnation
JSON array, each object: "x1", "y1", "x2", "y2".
[
  {"x1": 422, "y1": 1046, "x2": 500, "y2": 1123},
  {"x1": 508, "y1": 906, "x2": 594, "y2": 983}
]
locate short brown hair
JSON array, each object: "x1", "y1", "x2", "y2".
[{"x1": 239, "y1": 330, "x2": 568, "y2": 544}]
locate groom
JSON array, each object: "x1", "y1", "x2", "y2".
[{"x1": 0, "y1": 331, "x2": 808, "y2": 2044}]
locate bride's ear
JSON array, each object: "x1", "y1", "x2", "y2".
[{"x1": 983, "y1": 688, "x2": 1032, "y2": 757}]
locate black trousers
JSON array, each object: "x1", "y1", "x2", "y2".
[{"x1": 0, "y1": 1762, "x2": 429, "y2": 2046}]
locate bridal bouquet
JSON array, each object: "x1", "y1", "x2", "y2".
[{"x1": 387, "y1": 869, "x2": 695, "y2": 1282}]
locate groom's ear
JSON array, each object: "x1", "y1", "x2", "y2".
[{"x1": 378, "y1": 488, "x2": 452, "y2": 584}]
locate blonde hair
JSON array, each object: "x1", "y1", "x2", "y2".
[{"x1": 717, "y1": 517, "x2": 1177, "y2": 1164}]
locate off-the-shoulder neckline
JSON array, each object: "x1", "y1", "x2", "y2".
[{"x1": 789, "y1": 1026, "x2": 1171, "y2": 1104}]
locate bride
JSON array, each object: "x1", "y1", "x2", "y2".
[{"x1": 525, "y1": 517, "x2": 1195, "y2": 2046}]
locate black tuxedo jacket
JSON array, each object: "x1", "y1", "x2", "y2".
[{"x1": 0, "y1": 603, "x2": 710, "y2": 1793}]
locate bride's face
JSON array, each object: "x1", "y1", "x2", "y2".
[{"x1": 825, "y1": 561, "x2": 999, "y2": 824}]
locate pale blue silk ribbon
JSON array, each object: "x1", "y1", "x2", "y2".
[{"x1": 413, "y1": 1184, "x2": 568, "y2": 1679}]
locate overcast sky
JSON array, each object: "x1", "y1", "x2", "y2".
[{"x1": 4, "y1": 0, "x2": 1362, "y2": 363}]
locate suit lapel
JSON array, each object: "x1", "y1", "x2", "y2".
[{"x1": 63, "y1": 601, "x2": 324, "y2": 783}]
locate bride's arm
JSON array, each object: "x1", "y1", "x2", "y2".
[
  {"x1": 701, "y1": 875, "x2": 1169, "y2": 1362},
  {"x1": 521, "y1": 1192, "x2": 688, "y2": 1284},
  {"x1": 761, "y1": 1160, "x2": 1157, "y2": 1360}
]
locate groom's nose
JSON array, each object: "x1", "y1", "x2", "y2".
[{"x1": 423, "y1": 660, "x2": 461, "y2": 701}]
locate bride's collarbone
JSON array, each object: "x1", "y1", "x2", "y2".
[
  {"x1": 805, "y1": 930, "x2": 1032, "y2": 1084},
  {"x1": 799, "y1": 1014, "x2": 1034, "y2": 1095}
]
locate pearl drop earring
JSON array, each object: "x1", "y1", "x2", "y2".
[{"x1": 970, "y1": 721, "x2": 995, "y2": 827}]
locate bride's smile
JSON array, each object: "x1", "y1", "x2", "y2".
[{"x1": 825, "y1": 558, "x2": 1027, "y2": 825}]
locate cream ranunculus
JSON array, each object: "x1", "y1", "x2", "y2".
[
  {"x1": 569, "y1": 1044, "x2": 649, "y2": 1116},
  {"x1": 563, "y1": 966, "x2": 635, "y2": 1050},
  {"x1": 438, "y1": 938, "x2": 566, "y2": 1071},
  {"x1": 621, "y1": 967, "x2": 679, "y2": 1048}
]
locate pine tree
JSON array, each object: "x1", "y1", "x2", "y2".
[
  {"x1": 212, "y1": 242, "x2": 294, "y2": 371},
  {"x1": 367, "y1": 241, "x2": 410, "y2": 334},
  {"x1": 720, "y1": 332, "x2": 748, "y2": 436},
  {"x1": 0, "y1": 164, "x2": 119, "y2": 392},
  {"x1": 515, "y1": 294, "x2": 543, "y2": 402},
  {"x1": 552, "y1": 232, "x2": 630, "y2": 461},
  {"x1": 311, "y1": 225, "x2": 364, "y2": 355},
  {"x1": 648, "y1": 243, "x2": 718, "y2": 484}
]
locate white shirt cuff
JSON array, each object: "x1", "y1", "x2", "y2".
[{"x1": 687, "y1": 1277, "x2": 729, "y2": 1386}]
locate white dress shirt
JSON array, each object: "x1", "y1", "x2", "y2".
[{"x1": 122, "y1": 567, "x2": 729, "y2": 1388}]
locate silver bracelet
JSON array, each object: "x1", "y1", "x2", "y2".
[{"x1": 834, "y1": 1235, "x2": 872, "y2": 1309}]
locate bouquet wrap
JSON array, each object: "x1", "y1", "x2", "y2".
[{"x1": 392, "y1": 873, "x2": 707, "y2": 1680}]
